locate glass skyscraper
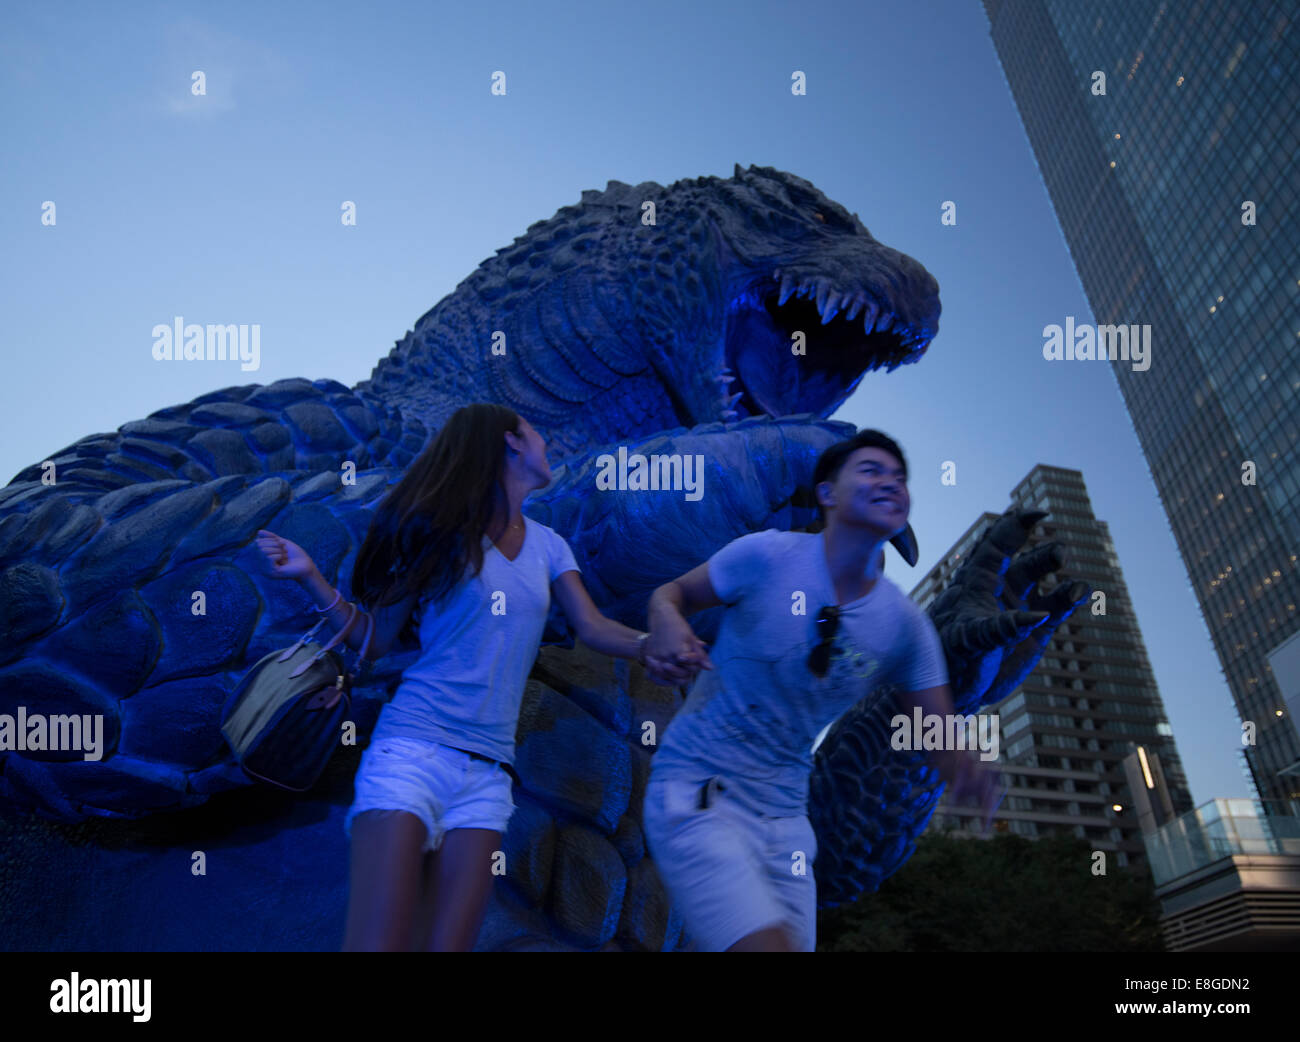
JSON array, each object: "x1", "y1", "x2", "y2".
[{"x1": 982, "y1": 0, "x2": 1300, "y2": 808}]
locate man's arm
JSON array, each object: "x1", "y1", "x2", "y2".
[
  {"x1": 646, "y1": 530, "x2": 775, "y2": 669},
  {"x1": 900, "y1": 683, "x2": 969, "y2": 776},
  {"x1": 899, "y1": 683, "x2": 955, "y2": 721},
  {"x1": 900, "y1": 683, "x2": 1003, "y2": 829},
  {"x1": 645, "y1": 562, "x2": 721, "y2": 669},
  {"x1": 649, "y1": 562, "x2": 724, "y2": 619}
]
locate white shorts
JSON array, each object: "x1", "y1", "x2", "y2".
[
  {"x1": 642, "y1": 771, "x2": 819, "y2": 951},
  {"x1": 344, "y1": 735, "x2": 516, "y2": 854}
]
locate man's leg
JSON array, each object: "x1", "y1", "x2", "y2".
[
  {"x1": 763, "y1": 812, "x2": 819, "y2": 952},
  {"x1": 645, "y1": 775, "x2": 800, "y2": 951}
]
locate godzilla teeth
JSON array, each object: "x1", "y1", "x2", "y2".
[
  {"x1": 717, "y1": 372, "x2": 735, "y2": 386},
  {"x1": 861, "y1": 301, "x2": 879, "y2": 334},
  {"x1": 816, "y1": 280, "x2": 832, "y2": 318},
  {"x1": 722, "y1": 391, "x2": 743, "y2": 408},
  {"x1": 721, "y1": 408, "x2": 739, "y2": 421},
  {"x1": 768, "y1": 279, "x2": 899, "y2": 342}
]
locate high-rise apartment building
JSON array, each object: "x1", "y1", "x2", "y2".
[
  {"x1": 912, "y1": 465, "x2": 1195, "y2": 872},
  {"x1": 982, "y1": 0, "x2": 1300, "y2": 806}
]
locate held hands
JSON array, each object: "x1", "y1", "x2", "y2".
[
  {"x1": 933, "y1": 748, "x2": 1005, "y2": 834},
  {"x1": 255, "y1": 529, "x2": 318, "y2": 581},
  {"x1": 643, "y1": 655, "x2": 696, "y2": 687},
  {"x1": 641, "y1": 619, "x2": 715, "y2": 687}
]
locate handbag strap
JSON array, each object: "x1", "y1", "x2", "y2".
[
  {"x1": 342, "y1": 610, "x2": 376, "y2": 683},
  {"x1": 274, "y1": 600, "x2": 376, "y2": 679},
  {"x1": 276, "y1": 615, "x2": 329, "y2": 663},
  {"x1": 357, "y1": 609, "x2": 375, "y2": 663},
  {"x1": 289, "y1": 602, "x2": 361, "y2": 679}
]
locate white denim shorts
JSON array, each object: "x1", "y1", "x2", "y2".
[
  {"x1": 344, "y1": 735, "x2": 516, "y2": 854},
  {"x1": 642, "y1": 771, "x2": 819, "y2": 952}
]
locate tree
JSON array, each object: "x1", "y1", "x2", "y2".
[{"x1": 816, "y1": 827, "x2": 1166, "y2": 951}]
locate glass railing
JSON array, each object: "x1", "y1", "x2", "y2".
[{"x1": 1144, "y1": 797, "x2": 1300, "y2": 885}]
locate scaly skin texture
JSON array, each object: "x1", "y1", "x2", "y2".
[
  {"x1": 0, "y1": 165, "x2": 1089, "y2": 948},
  {"x1": 357, "y1": 164, "x2": 941, "y2": 460}
]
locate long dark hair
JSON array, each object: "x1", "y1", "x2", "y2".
[{"x1": 351, "y1": 402, "x2": 521, "y2": 646}]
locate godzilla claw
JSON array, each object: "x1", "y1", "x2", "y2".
[{"x1": 929, "y1": 507, "x2": 1092, "y2": 712}]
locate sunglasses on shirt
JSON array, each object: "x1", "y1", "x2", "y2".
[{"x1": 807, "y1": 605, "x2": 841, "y2": 678}]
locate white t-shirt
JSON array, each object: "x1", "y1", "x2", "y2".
[
  {"x1": 651, "y1": 528, "x2": 948, "y2": 815},
  {"x1": 370, "y1": 517, "x2": 580, "y2": 763}
]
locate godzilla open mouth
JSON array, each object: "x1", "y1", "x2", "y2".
[{"x1": 715, "y1": 274, "x2": 931, "y2": 421}]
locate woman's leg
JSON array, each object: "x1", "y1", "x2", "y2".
[
  {"x1": 411, "y1": 846, "x2": 441, "y2": 948},
  {"x1": 341, "y1": 809, "x2": 430, "y2": 951},
  {"x1": 422, "y1": 828, "x2": 503, "y2": 951}
]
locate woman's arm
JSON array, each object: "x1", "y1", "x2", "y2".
[
  {"x1": 298, "y1": 565, "x2": 416, "y2": 661},
  {"x1": 257, "y1": 528, "x2": 415, "y2": 661},
  {"x1": 550, "y1": 571, "x2": 696, "y2": 683}
]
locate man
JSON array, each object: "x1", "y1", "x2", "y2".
[{"x1": 642, "y1": 429, "x2": 1001, "y2": 952}]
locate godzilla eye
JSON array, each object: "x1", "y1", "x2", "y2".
[{"x1": 812, "y1": 209, "x2": 855, "y2": 231}]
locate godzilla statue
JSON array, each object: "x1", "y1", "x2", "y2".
[{"x1": 0, "y1": 164, "x2": 1089, "y2": 950}]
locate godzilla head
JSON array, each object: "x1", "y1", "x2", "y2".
[{"x1": 643, "y1": 164, "x2": 941, "y2": 427}]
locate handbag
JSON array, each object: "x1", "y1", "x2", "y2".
[{"x1": 220, "y1": 601, "x2": 375, "y2": 791}]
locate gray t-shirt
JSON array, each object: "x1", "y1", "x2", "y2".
[
  {"x1": 651, "y1": 528, "x2": 949, "y2": 816},
  {"x1": 370, "y1": 517, "x2": 580, "y2": 763}
]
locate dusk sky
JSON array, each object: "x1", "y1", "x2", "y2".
[{"x1": 0, "y1": 0, "x2": 1251, "y2": 804}]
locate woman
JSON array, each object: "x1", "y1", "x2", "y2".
[{"x1": 255, "y1": 403, "x2": 694, "y2": 951}]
